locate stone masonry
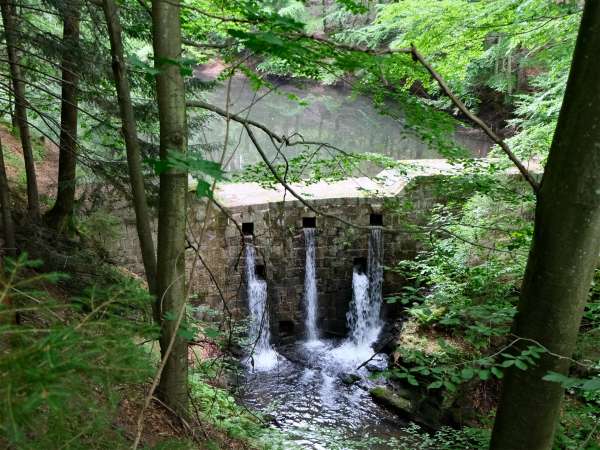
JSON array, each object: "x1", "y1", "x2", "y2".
[{"x1": 104, "y1": 160, "x2": 457, "y2": 342}]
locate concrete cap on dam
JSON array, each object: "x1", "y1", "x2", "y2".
[{"x1": 210, "y1": 159, "x2": 458, "y2": 208}]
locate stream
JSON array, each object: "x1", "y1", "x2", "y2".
[{"x1": 240, "y1": 340, "x2": 406, "y2": 450}]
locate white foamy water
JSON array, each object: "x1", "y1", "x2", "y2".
[
  {"x1": 245, "y1": 242, "x2": 279, "y2": 371},
  {"x1": 304, "y1": 227, "x2": 320, "y2": 343},
  {"x1": 330, "y1": 227, "x2": 385, "y2": 370}
]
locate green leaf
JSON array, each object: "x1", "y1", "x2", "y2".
[
  {"x1": 427, "y1": 380, "x2": 443, "y2": 389},
  {"x1": 407, "y1": 375, "x2": 419, "y2": 386},
  {"x1": 178, "y1": 328, "x2": 195, "y2": 341},
  {"x1": 443, "y1": 381, "x2": 456, "y2": 392},
  {"x1": 542, "y1": 372, "x2": 574, "y2": 386},
  {"x1": 196, "y1": 180, "x2": 213, "y2": 199},
  {"x1": 581, "y1": 378, "x2": 600, "y2": 391},
  {"x1": 478, "y1": 370, "x2": 490, "y2": 381},
  {"x1": 491, "y1": 367, "x2": 504, "y2": 379},
  {"x1": 204, "y1": 327, "x2": 220, "y2": 339},
  {"x1": 461, "y1": 368, "x2": 475, "y2": 380},
  {"x1": 515, "y1": 360, "x2": 528, "y2": 370},
  {"x1": 128, "y1": 54, "x2": 160, "y2": 75}
]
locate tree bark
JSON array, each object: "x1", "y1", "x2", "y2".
[
  {"x1": 490, "y1": 4, "x2": 600, "y2": 450},
  {"x1": 0, "y1": 0, "x2": 40, "y2": 219},
  {"x1": 0, "y1": 135, "x2": 16, "y2": 257},
  {"x1": 46, "y1": 0, "x2": 80, "y2": 231},
  {"x1": 152, "y1": 0, "x2": 189, "y2": 415},
  {"x1": 102, "y1": 0, "x2": 158, "y2": 299}
]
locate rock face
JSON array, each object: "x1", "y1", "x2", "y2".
[
  {"x1": 369, "y1": 385, "x2": 446, "y2": 430},
  {"x1": 370, "y1": 386, "x2": 413, "y2": 415}
]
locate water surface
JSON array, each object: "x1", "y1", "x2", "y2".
[
  {"x1": 194, "y1": 75, "x2": 491, "y2": 172},
  {"x1": 240, "y1": 340, "x2": 406, "y2": 449}
]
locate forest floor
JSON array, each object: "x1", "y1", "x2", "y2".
[{"x1": 0, "y1": 123, "x2": 59, "y2": 199}]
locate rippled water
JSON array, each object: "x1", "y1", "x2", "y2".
[{"x1": 239, "y1": 340, "x2": 406, "y2": 449}]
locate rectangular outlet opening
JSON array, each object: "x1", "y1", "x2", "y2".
[
  {"x1": 278, "y1": 320, "x2": 295, "y2": 336},
  {"x1": 353, "y1": 257, "x2": 367, "y2": 274},
  {"x1": 302, "y1": 217, "x2": 316, "y2": 228},
  {"x1": 242, "y1": 222, "x2": 254, "y2": 235},
  {"x1": 369, "y1": 213, "x2": 383, "y2": 226}
]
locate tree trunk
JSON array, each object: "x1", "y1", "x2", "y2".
[
  {"x1": 152, "y1": 0, "x2": 189, "y2": 415},
  {"x1": 0, "y1": 0, "x2": 40, "y2": 219},
  {"x1": 490, "y1": 4, "x2": 600, "y2": 450},
  {"x1": 102, "y1": 0, "x2": 157, "y2": 299},
  {"x1": 8, "y1": 88, "x2": 17, "y2": 130},
  {"x1": 46, "y1": 0, "x2": 80, "y2": 231},
  {"x1": 0, "y1": 135, "x2": 16, "y2": 257}
]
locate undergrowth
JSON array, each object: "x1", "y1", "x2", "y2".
[
  {"x1": 0, "y1": 254, "x2": 163, "y2": 449},
  {"x1": 0, "y1": 252, "x2": 292, "y2": 449},
  {"x1": 381, "y1": 175, "x2": 600, "y2": 448}
]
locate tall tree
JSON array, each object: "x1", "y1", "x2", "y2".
[
  {"x1": 46, "y1": 0, "x2": 81, "y2": 231},
  {"x1": 0, "y1": 0, "x2": 40, "y2": 219},
  {"x1": 490, "y1": 4, "x2": 600, "y2": 450},
  {"x1": 102, "y1": 0, "x2": 157, "y2": 299},
  {"x1": 152, "y1": 0, "x2": 189, "y2": 415},
  {"x1": 0, "y1": 135, "x2": 15, "y2": 257}
]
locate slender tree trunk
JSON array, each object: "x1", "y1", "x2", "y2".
[
  {"x1": 152, "y1": 0, "x2": 189, "y2": 415},
  {"x1": 0, "y1": 135, "x2": 15, "y2": 257},
  {"x1": 8, "y1": 88, "x2": 17, "y2": 130},
  {"x1": 102, "y1": 0, "x2": 158, "y2": 299},
  {"x1": 490, "y1": 4, "x2": 600, "y2": 450},
  {"x1": 0, "y1": 0, "x2": 39, "y2": 219},
  {"x1": 46, "y1": 0, "x2": 80, "y2": 231}
]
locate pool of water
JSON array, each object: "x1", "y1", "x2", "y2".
[
  {"x1": 238, "y1": 339, "x2": 408, "y2": 449},
  {"x1": 193, "y1": 75, "x2": 492, "y2": 172}
]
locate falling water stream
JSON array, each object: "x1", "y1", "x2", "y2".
[
  {"x1": 304, "y1": 227, "x2": 320, "y2": 344},
  {"x1": 368, "y1": 226, "x2": 384, "y2": 333},
  {"x1": 244, "y1": 241, "x2": 279, "y2": 371},
  {"x1": 240, "y1": 227, "x2": 401, "y2": 448}
]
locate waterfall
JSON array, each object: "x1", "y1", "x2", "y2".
[
  {"x1": 332, "y1": 227, "x2": 385, "y2": 367},
  {"x1": 245, "y1": 241, "x2": 278, "y2": 371},
  {"x1": 347, "y1": 267, "x2": 379, "y2": 347},
  {"x1": 303, "y1": 227, "x2": 320, "y2": 344},
  {"x1": 367, "y1": 226, "x2": 384, "y2": 330},
  {"x1": 346, "y1": 227, "x2": 383, "y2": 348}
]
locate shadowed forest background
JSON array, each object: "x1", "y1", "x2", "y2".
[{"x1": 0, "y1": 0, "x2": 598, "y2": 449}]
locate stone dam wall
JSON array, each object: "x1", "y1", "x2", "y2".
[{"x1": 102, "y1": 170, "x2": 448, "y2": 343}]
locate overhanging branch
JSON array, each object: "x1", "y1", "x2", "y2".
[{"x1": 299, "y1": 34, "x2": 540, "y2": 194}]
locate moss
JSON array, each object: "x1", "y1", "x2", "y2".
[{"x1": 369, "y1": 386, "x2": 413, "y2": 415}]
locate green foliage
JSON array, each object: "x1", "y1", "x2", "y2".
[
  {"x1": 388, "y1": 339, "x2": 545, "y2": 394},
  {"x1": 151, "y1": 151, "x2": 224, "y2": 198},
  {"x1": 188, "y1": 364, "x2": 288, "y2": 449},
  {"x1": 0, "y1": 254, "x2": 161, "y2": 449},
  {"x1": 390, "y1": 189, "x2": 532, "y2": 346},
  {"x1": 397, "y1": 422, "x2": 490, "y2": 450},
  {"x1": 232, "y1": 149, "x2": 406, "y2": 188}
]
